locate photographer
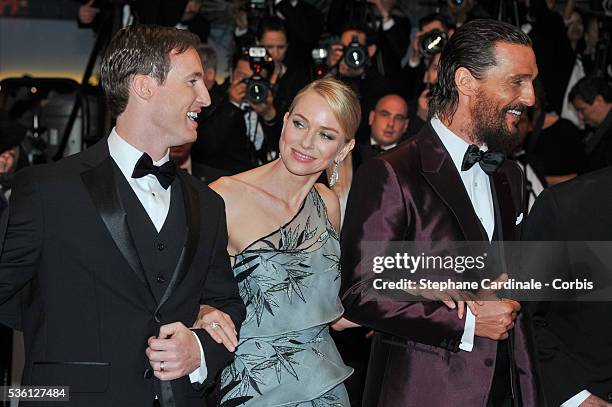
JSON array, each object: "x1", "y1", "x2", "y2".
[
  {"x1": 327, "y1": 0, "x2": 412, "y2": 84},
  {"x1": 328, "y1": 24, "x2": 392, "y2": 143},
  {"x1": 256, "y1": 17, "x2": 310, "y2": 125},
  {"x1": 191, "y1": 48, "x2": 281, "y2": 174},
  {"x1": 232, "y1": 0, "x2": 324, "y2": 69},
  {"x1": 400, "y1": 13, "x2": 451, "y2": 103}
]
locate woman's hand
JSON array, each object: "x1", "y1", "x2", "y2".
[
  {"x1": 331, "y1": 317, "x2": 361, "y2": 331},
  {"x1": 192, "y1": 305, "x2": 238, "y2": 352}
]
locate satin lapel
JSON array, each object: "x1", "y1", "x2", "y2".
[
  {"x1": 156, "y1": 172, "x2": 201, "y2": 312},
  {"x1": 80, "y1": 156, "x2": 152, "y2": 292},
  {"x1": 491, "y1": 170, "x2": 517, "y2": 241},
  {"x1": 419, "y1": 126, "x2": 487, "y2": 241}
]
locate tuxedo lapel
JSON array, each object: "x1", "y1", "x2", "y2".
[
  {"x1": 80, "y1": 142, "x2": 154, "y2": 297},
  {"x1": 156, "y1": 171, "x2": 201, "y2": 312},
  {"x1": 419, "y1": 126, "x2": 487, "y2": 241},
  {"x1": 491, "y1": 170, "x2": 517, "y2": 241}
]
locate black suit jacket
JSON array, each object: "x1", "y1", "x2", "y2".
[
  {"x1": 192, "y1": 98, "x2": 281, "y2": 174},
  {"x1": 0, "y1": 139, "x2": 245, "y2": 406},
  {"x1": 523, "y1": 167, "x2": 612, "y2": 406}
]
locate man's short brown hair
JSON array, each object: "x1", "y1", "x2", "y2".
[{"x1": 100, "y1": 25, "x2": 200, "y2": 118}]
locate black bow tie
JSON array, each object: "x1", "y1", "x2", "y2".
[
  {"x1": 461, "y1": 144, "x2": 505, "y2": 175},
  {"x1": 131, "y1": 153, "x2": 177, "y2": 189}
]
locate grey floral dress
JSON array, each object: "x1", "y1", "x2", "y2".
[{"x1": 219, "y1": 188, "x2": 352, "y2": 407}]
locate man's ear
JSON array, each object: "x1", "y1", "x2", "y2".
[
  {"x1": 368, "y1": 110, "x2": 375, "y2": 126},
  {"x1": 455, "y1": 67, "x2": 477, "y2": 97},
  {"x1": 367, "y1": 44, "x2": 377, "y2": 58},
  {"x1": 131, "y1": 74, "x2": 155, "y2": 100},
  {"x1": 401, "y1": 118, "x2": 409, "y2": 133}
]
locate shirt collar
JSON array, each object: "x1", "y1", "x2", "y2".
[
  {"x1": 430, "y1": 116, "x2": 486, "y2": 173},
  {"x1": 370, "y1": 137, "x2": 397, "y2": 151},
  {"x1": 107, "y1": 127, "x2": 169, "y2": 180}
]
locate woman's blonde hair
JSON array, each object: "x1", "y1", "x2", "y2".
[{"x1": 288, "y1": 78, "x2": 361, "y2": 141}]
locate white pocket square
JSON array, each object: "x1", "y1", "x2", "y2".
[{"x1": 515, "y1": 213, "x2": 524, "y2": 225}]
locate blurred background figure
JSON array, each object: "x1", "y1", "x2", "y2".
[{"x1": 569, "y1": 75, "x2": 612, "y2": 173}]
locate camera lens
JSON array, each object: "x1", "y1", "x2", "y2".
[
  {"x1": 245, "y1": 76, "x2": 269, "y2": 104},
  {"x1": 343, "y1": 35, "x2": 368, "y2": 70},
  {"x1": 420, "y1": 29, "x2": 448, "y2": 57}
]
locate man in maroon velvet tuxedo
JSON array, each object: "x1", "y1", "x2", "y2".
[{"x1": 341, "y1": 20, "x2": 540, "y2": 407}]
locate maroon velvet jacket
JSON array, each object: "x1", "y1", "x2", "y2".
[{"x1": 340, "y1": 123, "x2": 539, "y2": 407}]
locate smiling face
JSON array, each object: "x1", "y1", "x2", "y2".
[
  {"x1": 149, "y1": 48, "x2": 210, "y2": 148},
  {"x1": 470, "y1": 42, "x2": 537, "y2": 153},
  {"x1": 279, "y1": 90, "x2": 353, "y2": 177},
  {"x1": 369, "y1": 95, "x2": 409, "y2": 147}
]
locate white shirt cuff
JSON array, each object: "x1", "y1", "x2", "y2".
[
  {"x1": 188, "y1": 331, "x2": 208, "y2": 384},
  {"x1": 459, "y1": 307, "x2": 476, "y2": 352},
  {"x1": 382, "y1": 17, "x2": 395, "y2": 31},
  {"x1": 561, "y1": 390, "x2": 591, "y2": 407}
]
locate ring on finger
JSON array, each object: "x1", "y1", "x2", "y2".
[
  {"x1": 160, "y1": 361, "x2": 165, "y2": 372},
  {"x1": 210, "y1": 322, "x2": 221, "y2": 329}
]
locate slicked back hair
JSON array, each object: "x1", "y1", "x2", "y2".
[
  {"x1": 101, "y1": 24, "x2": 200, "y2": 118},
  {"x1": 429, "y1": 19, "x2": 532, "y2": 122},
  {"x1": 289, "y1": 78, "x2": 361, "y2": 141}
]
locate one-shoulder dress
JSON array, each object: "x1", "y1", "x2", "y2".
[{"x1": 219, "y1": 188, "x2": 352, "y2": 407}]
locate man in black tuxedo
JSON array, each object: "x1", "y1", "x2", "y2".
[
  {"x1": 523, "y1": 167, "x2": 612, "y2": 406},
  {"x1": 0, "y1": 25, "x2": 245, "y2": 406}
]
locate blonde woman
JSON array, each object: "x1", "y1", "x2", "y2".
[{"x1": 210, "y1": 78, "x2": 359, "y2": 406}]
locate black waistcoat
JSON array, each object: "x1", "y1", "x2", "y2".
[{"x1": 114, "y1": 170, "x2": 187, "y2": 302}]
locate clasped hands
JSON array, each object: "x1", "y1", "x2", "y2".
[
  {"x1": 412, "y1": 273, "x2": 521, "y2": 341},
  {"x1": 145, "y1": 305, "x2": 238, "y2": 381}
]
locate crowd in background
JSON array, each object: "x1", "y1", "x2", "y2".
[{"x1": 1, "y1": 1, "x2": 612, "y2": 406}]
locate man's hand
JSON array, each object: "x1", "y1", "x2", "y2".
[
  {"x1": 78, "y1": 0, "x2": 99, "y2": 25},
  {"x1": 327, "y1": 43, "x2": 343, "y2": 68},
  {"x1": 192, "y1": 305, "x2": 238, "y2": 352},
  {"x1": 409, "y1": 30, "x2": 424, "y2": 66},
  {"x1": 474, "y1": 299, "x2": 520, "y2": 340},
  {"x1": 228, "y1": 76, "x2": 246, "y2": 106},
  {"x1": 581, "y1": 394, "x2": 612, "y2": 407},
  {"x1": 146, "y1": 322, "x2": 201, "y2": 381}
]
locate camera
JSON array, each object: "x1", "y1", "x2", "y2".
[
  {"x1": 243, "y1": 46, "x2": 274, "y2": 104},
  {"x1": 311, "y1": 48, "x2": 328, "y2": 80},
  {"x1": 343, "y1": 35, "x2": 368, "y2": 70},
  {"x1": 420, "y1": 29, "x2": 448, "y2": 57}
]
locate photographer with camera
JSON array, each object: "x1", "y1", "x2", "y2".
[
  {"x1": 327, "y1": 0, "x2": 412, "y2": 88},
  {"x1": 328, "y1": 24, "x2": 392, "y2": 143},
  {"x1": 232, "y1": 0, "x2": 324, "y2": 70},
  {"x1": 255, "y1": 17, "x2": 310, "y2": 126},
  {"x1": 192, "y1": 47, "x2": 281, "y2": 174},
  {"x1": 400, "y1": 13, "x2": 451, "y2": 103}
]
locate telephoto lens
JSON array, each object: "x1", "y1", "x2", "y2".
[
  {"x1": 420, "y1": 29, "x2": 448, "y2": 58},
  {"x1": 343, "y1": 35, "x2": 368, "y2": 70}
]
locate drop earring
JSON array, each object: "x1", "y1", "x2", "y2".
[{"x1": 329, "y1": 160, "x2": 339, "y2": 187}]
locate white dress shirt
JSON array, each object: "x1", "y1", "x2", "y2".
[
  {"x1": 107, "y1": 129, "x2": 208, "y2": 383},
  {"x1": 431, "y1": 117, "x2": 497, "y2": 352}
]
